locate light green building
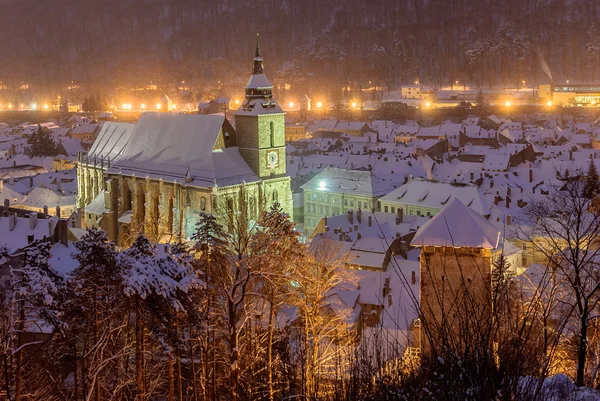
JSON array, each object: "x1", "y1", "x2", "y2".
[
  {"x1": 378, "y1": 178, "x2": 489, "y2": 218},
  {"x1": 301, "y1": 167, "x2": 394, "y2": 233}
]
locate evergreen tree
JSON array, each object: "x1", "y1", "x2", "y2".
[
  {"x1": 27, "y1": 124, "x2": 57, "y2": 157},
  {"x1": 474, "y1": 89, "x2": 490, "y2": 118},
  {"x1": 583, "y1": 158, "x2": 600, "y2": 199},
  {"x1": 69, "y1": 227, "x2": 120, "y2": 401}
]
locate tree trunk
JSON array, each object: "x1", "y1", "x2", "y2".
[
  {"x1": 577, "y1": 312, "x2": 589, "y2": 387},
  {"x1": 176, "y1": 350, "x2": 183, "y2": 401},
  {"x1": 136, "y1": 300, "x2": 144, "y2": 401},
  {"x1": 189, "y1": 328, "x2": 198, "y2": 401},
  {"x1": 175, "y1": 319, "x2": 183, "y2": 401},
  {"x1": 14, "y1": 307, "x2": 24, "y2": 401},
  {"x1": 3, "y1": 354, "x2": 10, "y2": 401},
  {"x1": 169, "y1": 352, "x2": 175, "y2": 401},
  {"x1": 267, "y1": 299, "x2": 275, "y2": 401},
  {"x1": 73, "y1": 335, "x2": 79, "y2": 401},
  {"x1": 229, "y1": 303, "x2": 239, "y2": 401},
  {"x1": 94, "y1": 294, "x2": 100, "y2": 401}
]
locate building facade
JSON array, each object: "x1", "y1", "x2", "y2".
[
  {"x1": 77, "y1": 43, "x2": 293, "y2": 245},
  {"x1": 301, "y1": 167, "x2": 394, "y2": 233}
]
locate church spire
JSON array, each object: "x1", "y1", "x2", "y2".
[{"x1": 253, "y1": 33, "x2": 264, "y2": 75}]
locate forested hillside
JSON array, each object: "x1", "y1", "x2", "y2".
[{"x1": 0, "y1": 0, "x2": 599, "y2": 92}]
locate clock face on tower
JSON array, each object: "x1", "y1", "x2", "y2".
[{"x1": 266, "y1": 150, "x2": 279, "y2": 169}]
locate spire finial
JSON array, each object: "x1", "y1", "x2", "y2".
[
  {"x1": 252, "y1": 34, "x2": 264, "y2": 75},
  {"x1": 255, "y1": 33, "x2": 261, "y2": 58}
]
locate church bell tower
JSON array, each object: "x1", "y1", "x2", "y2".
[{"x1": 235, "y1": 36, "x2": 287, "y2": 179}]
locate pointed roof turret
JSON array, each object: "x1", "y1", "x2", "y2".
[
  {"x1": 253, "y1": 34, "x2": 264, "y2": 75},
  {"x1": 411, "y1": 198, "x2": 501, "y2": 249},
  {"x1": 237, "y1": 36, "x2": 282, "y2": 115}
]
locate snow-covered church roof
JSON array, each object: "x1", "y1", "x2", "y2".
[
  {"x1": 411, "y1": 198, "x2": 501, "y2": 249},
  {"x1": 87, "y1": 122, "x2": 136, "y2": 163},
  {"x1": 108, "y1": 113, "x2": 259, "y2": 187}
]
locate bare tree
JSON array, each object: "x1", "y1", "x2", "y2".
[{"x1": 521, "y1": 171, "x2": 600, "y2": 387}]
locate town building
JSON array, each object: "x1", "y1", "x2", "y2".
[
  {"x1": 78, "y1": 42, "x2": 293, "y2": 245},
  {"x1": 378, "y1": 178, "x2": 490, "y2": 218},
  {"x1": 411, "y1": 198, "x2": 502, "y2": 354},
  {"x1": 540, "y1": 83, "x2": 600, "y2": 106},
  {"x1": 301, "y1": 167, "x2": 394, "y2": 233}
]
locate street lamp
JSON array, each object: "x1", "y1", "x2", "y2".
[
  {"x1": 505, "y1": 101, "x2": 512, "y2": 107},
  {"x1": 316, "y1": 101, "x2": 323, "y2": 109},
  {"x1": 547, "y1": 100, "x2": 553, "y2": 107},
  {"x1": 141, "y1": 103, "x2": 146, "y2": 111},
  {"x1": 351, "y1": 101, "x2": 357, "y2": 109},
  {"x1": 288, "y1": 101, "x2": 295, "y2": 108},
  {"x1": 425, "y1": 102, "x2": 431, "y2": 108}
]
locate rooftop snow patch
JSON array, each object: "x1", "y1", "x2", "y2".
[{"x1": 411, "y1": 198, "x2": 501, "y2": 249}]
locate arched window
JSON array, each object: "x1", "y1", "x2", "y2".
[
  {"x1": 270, "y1": 121, "x2": 275, "y2": 147},
  {"x1": 200, "y1": 197, "x2": 206, "y2": 211},
  {"x1": 272, "y1": 189, "x2": 278, "y2": 204},
  {"x1": 249, "y1": 196, "x2": 257, "y2": 219},
  {"x1": 227, "y1": 198, "x2": 234, "y2": 213}
]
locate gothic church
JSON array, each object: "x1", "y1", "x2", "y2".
[{"x1": 77, "y1": 43, "x2": 292, "y2": 245}]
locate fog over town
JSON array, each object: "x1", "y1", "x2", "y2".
[{"x1": 3, "y1": 1, "x2": 600, "y2": 401}]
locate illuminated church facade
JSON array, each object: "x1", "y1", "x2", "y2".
[{"x1": 77, "y1": 42, "x2": 292, "y2": 245}]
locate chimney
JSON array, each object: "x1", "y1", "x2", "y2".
[
  {"x1": 506, "y1": 215, "x2": 512, "y2": 225},
  {"x1": 411, "y1": 271, "x2": 416, "y2": 285},
  {"x1": 507, "y1": 186, "x2": 512, "y2": 197},
  {"x1": 348, "y1": 226, "x2": 353, "y2": 233},
  {"x1": 529, "y1": 169, "x2": 533, "y2": 183},
  {"x1": 324, "y1": 216, "x2": 328, "y2": 227},
  {"x1": 357, "y1": 232, "x2": 362, "y2": 239},
  {"x1": 43, "y1": 205, "x2": 48, "y2": 215},
  {"x1": 29, "y1": 176, "x2": 33, "y2": 188},
  {"x1": 347, "y1": 209, "x2": 353, "y2": 224},
  {"x1": 569, "y1": 151, "x2": 573, "y2": 161},
  {"x1": 396, "y1": 232, "x2": 401, "y2": 238},
  {"x1": 357, "y1": 208, "x2": 362, "y2": 223},
  {"x1": 399, "y1": 240, "x2": 408, "y2": 254},
  {"x1": 0, "y1": 180, "x2": 3, "y2": 190},
  {"x1": 403, "y1": 174, "x2": 409, "y2": 184},
  {"x1": 56, "y1": 206, "x2": 61, "y2": 217},
  {"x1": 8, "y1": 213, "x2": 16, "y2": 231},
  {"x1": 396, "y1": 208, "x2": 404, "y2": 224},
  {"x1": 490, "y1": 179, "x2": 494, "y2": 189},
  {"x1": 505, "y1": 196, "x2": 510, "y2": 209},
  {"x1": 29, "y1": 213, "x2": 37, "y2": 230},
  {"x1": 48, "y1": 219, "x2": 55, "y2": 237},
  {"x1": 27, "y1": 234, "x2": 34, "y2": 244},
  {"x1": 368, "y1": 215, "x2": 372, "y2": 227},
  {"x1": 354, "y1": 224, "x2": 358, "y2": 231},
  {"x1": 338, "y1": 233, "x2": 344, "y2": 241}
]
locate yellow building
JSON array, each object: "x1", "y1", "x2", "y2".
[
  {"x1": 539, "y1": 83, "x2": 600, "y2": 106},
  {"x1": 285, "y1": 124, "x2": 308, "y2": 141}
]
